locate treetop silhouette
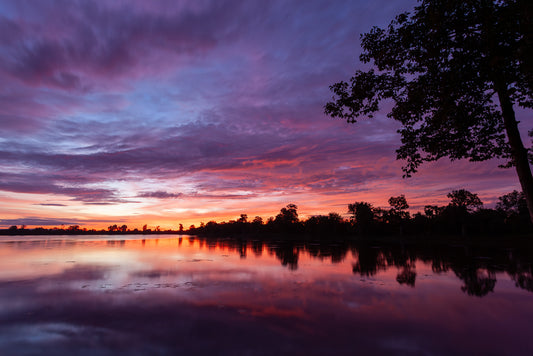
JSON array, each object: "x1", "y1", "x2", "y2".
[
  {"x1": 447, "y1": 189, "x2": 483, "y2": 212},
  {"x1": 325, "y1": 0, "x2": 533, "y2": 222}
]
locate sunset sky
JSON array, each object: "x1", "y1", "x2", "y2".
[{"x1": 0, "y1": 0, "x2": 530, "y2": 229}]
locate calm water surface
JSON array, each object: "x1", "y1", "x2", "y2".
[{"x1": 0, "y1": 235, "x2": 532, "y2": 355}]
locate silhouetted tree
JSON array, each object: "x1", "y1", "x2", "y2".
[
  {"x1": 275, "y1": 204, "x2": 299, "y2": 224},
  {"x1": 424, "y1": 205, "x2": 441, "y2": 218},
  {"x1": 371, "y1": 207, "x2": 389, "y2": 225},
  {"x1": 388, "y1": 195, "x2": 410, "y2": 234},
  {"x1": 496, "y1": 190, "x2": 530, "y2": 232},
  {"x1": 325, "y1": 0, "x2": 533, "y2": 223},
  {"x1": 348, "y1": 202, "x2": 374, "y2": 224},
  {"x1": 328, "y1": 212, "x2": 343, "y2": 224},
  {"x1": 447, "y1": 189, "x2": 483, "y2": 212},
  {"x1": 496, "y1": 190, "x2": 528, "y2": 216},
  {"x1": 388, "y1": 195, "x2": 410, "y2": 219}
]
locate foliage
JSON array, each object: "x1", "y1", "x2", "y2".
[
  {"x1": 348, "y1": 202, "x2": 374, "y2": 223},
  {"x1": 388, "y1": 195, "x2": 410, "y2": 222},
  {"x1": 389, "y1": 195, "x2": 409, "y2": 211},
  {"x1": 326, "y1": 0, "x2": 530, "y2": 172},
  {"x1": 275, "y1": 204, "x2": 299, "y2": 224},
  {"x1": 324, "y1": 0, "x2": 533, "y2": 222},
  {"x1": 447, "y1": 189, "x2": 483, "y2": 212},
  {"x1": 496, "y1": 190, "x2": 528, "y2": 216}
]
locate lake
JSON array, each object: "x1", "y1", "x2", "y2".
[{"x1": 0, "y1": 235, "x2": 531, "y2": 355}]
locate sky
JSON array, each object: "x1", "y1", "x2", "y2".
[{"x1": 0, "y1": 0, "x2": 529, "y2": 229}]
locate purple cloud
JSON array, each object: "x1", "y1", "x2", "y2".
[
  {"x1": 35, "y1": 203, "x2": 67, "y2": 207},
  {"x1": 0, "y1": 172, "x2": 126, "y2": 204},
  {"x1": 137, "y1": 191, "x2": 183, "y2": 199},
  {"x1": 0, "y1": 217, "x2": 115, "y2": 227},
  {"x1": 0, "y1": 0, "x2": 527, "y2": 225}
]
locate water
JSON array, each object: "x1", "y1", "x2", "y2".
[{"x1": 0, "y1": 235, "x2": 531, "y2": 355}]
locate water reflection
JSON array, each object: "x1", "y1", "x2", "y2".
[{"x1": 0, "y1": 235, "x2": 532, "y2": 355}]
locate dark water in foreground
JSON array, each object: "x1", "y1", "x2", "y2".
[{"x1": 0, "y1": 235, "x2": 532, "y2": 355}]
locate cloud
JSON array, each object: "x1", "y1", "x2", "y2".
[
  {"x1": 0, "y1": 0, "x2": 252, "y2": 91},
  {"x1": 137, "y1": 191, "x2": 183, "y2": 199},
  {"x1": 0, "y1": 0, "x2": 525, "y2": 225},
  {"x1": 35, "y1": 203, "x2": 68, "y2": 207},
  {"x1": 0, "y1": 172, "x2": 123, "y2": 204},
  {"x1": 0, "y1": 217, "x2": 113, "y2": 227}
]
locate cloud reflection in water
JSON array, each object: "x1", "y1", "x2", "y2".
[{"x1": 0, "y1": 236, "x2": 531, "y2": 355}]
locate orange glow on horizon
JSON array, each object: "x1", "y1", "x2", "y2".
[{"x1": 0, "y1": 185, "x2": 510, "y2": 230}]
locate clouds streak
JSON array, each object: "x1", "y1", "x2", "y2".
[{"x1": 0, "y1": 0, "x2": 524, "y2": 226}]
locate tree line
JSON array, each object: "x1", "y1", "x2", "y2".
[
  {"x1": 2, "y1": 189, "x2": 529, "y2": 237},
  {"x1": 189, "y1": 189, "x2": 530, "y2": 237}
]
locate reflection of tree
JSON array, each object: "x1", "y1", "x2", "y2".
[
  {"x1": 512, "y1": 273, "x2": 533, "y2": 292},
  {"x1": 251, "y1": 240, "x2": 263, "y2": 257},
  {"x1": 431, "y1": 260, "x2": 449, "y2": 274},
  {"x1": 455, "y1": 268, "x2": 496, "y2": 297},
  {"x1": 352, "y1": 246, "x2": 388, "y2": 276},
  {"x1": 508, "y1": 259, "x2": 533, "y2": 292},
  {"x1": 396, "y1": 266, "x2": 416, "y2": 287},
  {"x1": 352, "y1": 245, "x2": 418, "y2": 286},
  {"x1": 187, "y1": 237, "x2": 533, "y2": 296},
  {"x1": 238, "y1": 241, "x2": 247, "y2": 259},
  {"x1": 307, "y1": 242, "x2": 348, "y2": 264},
  {"x1": 269, "y1": 243, "x2": 299, "y2": 271}
]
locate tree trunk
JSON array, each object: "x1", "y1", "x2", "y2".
[{"x1": 495, "y1": 82, "x2": 533, "y2": 224}]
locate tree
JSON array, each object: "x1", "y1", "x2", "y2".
[
  {"x1": 348, "y1": 202, "x2": 375, "y2": 233},
  {"x1": 389, "y1": 195, "x2": 409, "y2": 212},
  {"x1": 496, "y1": 190, "x2": 528, "y2": 216},
  {"x1": 328, "y1": 212, "x2": 343, "y2": 224},
  {"x1": 348, "y1": 202, "x2": 373, "y2": 222},
  {"x1": 275, "y1": 204, "x2": 299, "y2": 224},
  {"x1": 325, "y1": 0, "x2": 533, "y2": 223},
  {"x1": 447, "y1": 189, "x2": 483, "y2": 212},
  {"x1": 424, "y1": 205, "x2": 441, "y2": 218},
  {"x1": 388, "y1": 195, "x2": 410, "y2": 223}
]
